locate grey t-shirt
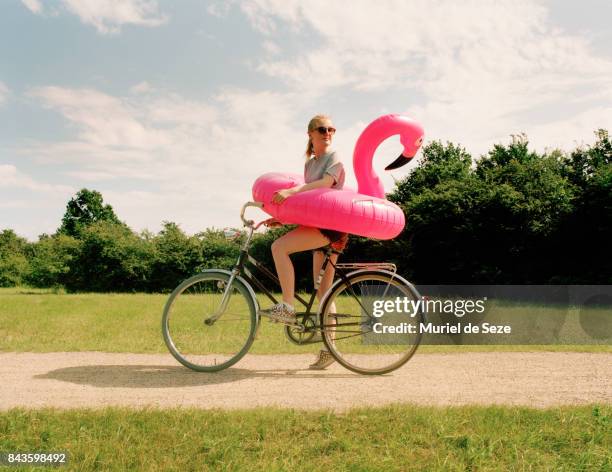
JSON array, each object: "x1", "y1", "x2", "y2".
[{"x1": 304, "y1": 151, "x2": 345, "y2": 189}]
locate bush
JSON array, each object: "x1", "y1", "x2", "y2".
[
  {"x1": 0, "y1": 229, "x2": 30, "y2": 287},
  {"x1": 6, "y1": 131, "x2": 610, "y2": 291},
  {"x1": 63, "y1": 221, "x2": 154, "y2": 292},
  {"x1": 557, "y1": 130, "x2": 612, "y2": 282},
  {"x1": 148, "y1": 222, "x2": 206, "y2": 292},
  {"x1": 26, "y1": 234, "x2": 81, "y2": 288},
  {"x1": 197, "y1": 229, "x2": 241, "y2": 272},
  {"x1": 390, "y1": 137, "x2": 579, "y2": 283}
]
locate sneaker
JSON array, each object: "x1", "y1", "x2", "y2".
[
  {"x1": 309, "y1": 349, "x2": 335, "y2": 370},
  {"x1": 259, "y1": 302, "x2": 296, "y2": 324}
]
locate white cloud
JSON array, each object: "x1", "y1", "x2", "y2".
[
  {"x1": 241, "y1": 0, "x2": 612, "y2": 155},
  {"x1": 130, "y1": 81, "x2": 153, "y2": 94},
  {"x1": 21, "y1": 85, "x2": 315, "y2": 234},
  {"x1": 11, "y1": 2, "x2": 612, "y2": 238},
  {"x1": 262, "y1": 40, "x2": 281, "y2": 56},
  {"x1": 144, "y1": 94, "x2": 218, "y2": 126},
  {"x1": 20, "y1": 0, "x2": 43, "y2": 14},
  {"x1": 0, "y1": 165, "x2": 75, "y2": 239},
  {"x1": 0, "y1": 164, "x2": 73, "y2": 194},
  {"x1": 206, "y1": 1, "x2": 232, "y2": 18},
  {"x1": 0, "y1": 199, "x2": 31, "y2": 209},
  {"x1": 29, "y1": 86, "x2": 171, "y2": 150},
  {"x1": 525, "y1": 106, "x2": 612, "y2": 152},
  {"x1": 0, "y1": 82, "x2": 9, "y2": 106},
  {"x1": 62, "y1": 0, "x2": 167, "y2": 34},
  {"x1": 64, "y1": 170, "x2": 116, "y2": 181},
  {"x1": 21, "y1": 0, "x2": 167, "y2": 34}
]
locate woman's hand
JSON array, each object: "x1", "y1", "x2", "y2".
[
  {"x1": 263, "y1": 217, "x2": 282, "y2": 228},
  {"x1": 272, "y1": 188, "x2": 297, "y2": 204}
]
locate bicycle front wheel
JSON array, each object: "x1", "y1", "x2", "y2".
[
  {"x1": 320, "y1": 271, "x2": 423, "y2": 375},
  {"x1": 162, "y1": 270, "x2": 257, "y2": 372}
]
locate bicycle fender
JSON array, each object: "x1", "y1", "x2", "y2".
[
  {"x1": 199, "y1": 268, "x2": 261, "y2": 319},
  {"x1": 318, "y1": 269, "x2": 427, "y2": 322}
]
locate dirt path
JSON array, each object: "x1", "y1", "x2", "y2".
[{"x1": 1, "y1": 352, "x2": 610, "y2": 412}]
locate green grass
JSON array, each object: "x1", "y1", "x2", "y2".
[
  {"x1": 0, "y1": 287, "x2": 318, "y2": 354},
  {"x1": 0, "y1": 287, "x2": 609, "y2": 354},
  {"x1": 1, "y1": 289, "x2": 609, "y2": 470},
  {"x1": 0, "y1": 405, "x2": 609, "y2": 471}
]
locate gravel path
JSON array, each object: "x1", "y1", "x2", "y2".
[{"x1": 1, "y1": 352, "x2": 610, "y2": 412}]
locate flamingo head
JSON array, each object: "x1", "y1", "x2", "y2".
[{"x1": 384, "y1": 121, "x2": 424, "y2": 170}]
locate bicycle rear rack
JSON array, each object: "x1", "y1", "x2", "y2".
[{"x1": 335, "y1": 262, "x2": 397, "y2": 273}]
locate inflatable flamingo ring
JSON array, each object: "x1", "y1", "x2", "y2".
[{"x1": 252, "y1": 114, "x2": 424, "y2": 240}]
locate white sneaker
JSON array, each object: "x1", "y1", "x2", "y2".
[
  {"x1": 309, "y1": 349, "x2": 335, "y2": 370},
  {"x1": 259, "y1": 303, "x2": 296, "y2": 324}
]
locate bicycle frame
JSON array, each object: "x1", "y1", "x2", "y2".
[
  {"x1": 164, "y1": 201, "x2": 423, "y2": 374},
  {"x1": 233, "y1": 221, "x2": 338, "y2": 317},
  {"x1": 209, "y1": 202, "x2": 401, "y2": 329}
]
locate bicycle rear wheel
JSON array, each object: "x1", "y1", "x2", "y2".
[
  {"x1": 162, "y1": 270, "x2": 257, "y2": 372},
  {"x1": 320, "y1": 271, "x2": 423, "y2": 375}
]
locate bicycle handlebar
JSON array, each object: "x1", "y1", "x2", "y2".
[{"x1": 240, "y1": 201, "x2": 264, "y2": 227}]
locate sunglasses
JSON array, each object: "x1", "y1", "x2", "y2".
[{"x1": 315, "y1": 126, "x2": 336, "y2": 135}]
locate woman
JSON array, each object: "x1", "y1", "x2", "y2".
[{"x1": 259, "y1": 114, "x2": 348, "y2": 370}]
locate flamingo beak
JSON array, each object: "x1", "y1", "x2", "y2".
[{"x1": 385, "y1": 153, "x2": 413, "y2": 171}]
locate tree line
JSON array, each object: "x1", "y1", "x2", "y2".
[{"x1": 1, "y1": 130, "x2": 610, "y2": 292}]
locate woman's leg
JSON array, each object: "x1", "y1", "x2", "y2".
[
  {"x1": 312, "y1": 250, "x2": 339, "y2": 305},
  {"x1": 310, "y1": 250, "x2": 339, "y2": 369},
  {"x1": 271, "y1": 226, "x2": 329, "y2": 307},
  {"x1": 313, "y1": 249, "x2": 338, "y2": 332}
]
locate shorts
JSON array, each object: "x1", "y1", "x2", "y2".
[{"x1": 317, "y1": 228, "x2": 349, "y2": 252}]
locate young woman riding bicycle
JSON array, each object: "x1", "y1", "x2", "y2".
[{"x1": 259, "y1": 114, "x2": 347, "y2": 369}]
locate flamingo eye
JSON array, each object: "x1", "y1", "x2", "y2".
[{"x1": 415, "y1": 136, "x2": 423, "y2": 146}]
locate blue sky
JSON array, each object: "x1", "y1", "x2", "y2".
[{"x1": 1, "y1": 0, "x2": 611, "y2": 240}]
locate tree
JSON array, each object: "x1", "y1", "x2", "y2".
[
  {"x1": 197, "y1": 228, "x2": 242, "y2": 273},
  {"x1": 388, "y1": 136, "x2": 578, "y2": 283},
  {"x1": 564, "y1": 129, "x2": 612, "y2": 187},
  {"x1": 389, "y1": 140, "x2": 472, "y2": 204},
  {"x1": 386, "y1": 141, "x2": 477, "y2": 282},
  {"x1": 58, "y1": 189, "x2": 122, "y2": 238},
  {"x1": 558, "y1": 129, "x2": 612, "y2": 282},
  {"x1": 0, "y1": 229, "x2": 29, "y2": 287},
  {"x1": 475, "y1": 136, "x2": 576, "y2": 237},
  {"x1": 148, "y1": 222, "x2": 205, "y2": 292},
  {"x1": 63, "y1": 220, "x2": 154, "y2": 292},
  {"x1": 26, "y1": 234, "x2": 81, "y2": 288}
]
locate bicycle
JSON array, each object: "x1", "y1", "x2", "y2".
[{"x1": 162, "y1": 202, "x2": 424, "y2": 375}]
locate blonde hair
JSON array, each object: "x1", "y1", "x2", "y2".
[{"x1": 304, "y1": 114, "x2": 332, "y2": 159}]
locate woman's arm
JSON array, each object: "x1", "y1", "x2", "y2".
[{"x1": 272, "y1": 174, "x2": 334, "y2": 204}]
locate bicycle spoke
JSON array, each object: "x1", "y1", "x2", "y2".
[
  {"x1": 162, "y1": 271, "x2": 257, "y2": 372},
  {"x1": 320, "y1": 271, "x2": 422, "y2": 375}
]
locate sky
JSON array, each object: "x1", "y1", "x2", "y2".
[{"x1": 1, "y1": 0, "x2": 611, "y2": 240}]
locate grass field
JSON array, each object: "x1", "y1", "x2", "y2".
[
  {"x1": 1, "y1": 287, "x2": 610, "y2": 470},
  {"x1": 0, "y1": 287, "x2": 609, "y2": 354},
  {"x1": 1, "y1": 405, "x2": 609, "y2": 471}
]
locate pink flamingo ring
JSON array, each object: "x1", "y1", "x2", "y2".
[{"x1": 252, "y1": 114, "x2": 424, "y2": 240}]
